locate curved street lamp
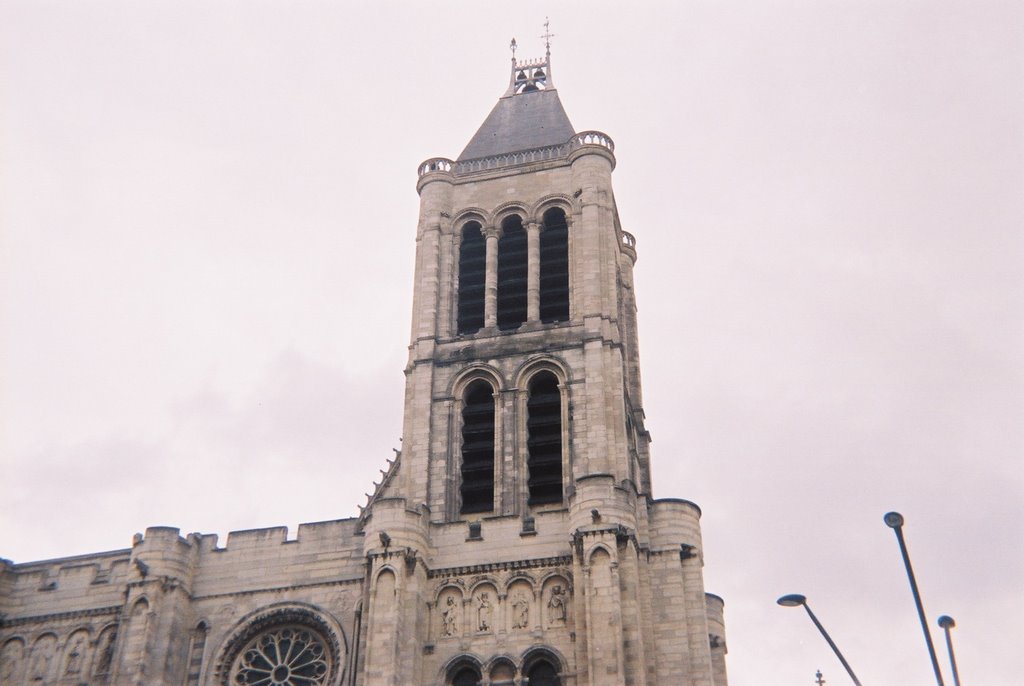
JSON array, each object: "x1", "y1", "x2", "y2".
[
  {"x1": 884, "y1": 511, "x2": 945, "y2": 686},
  {"x1": 937, "y1": 615, "x2": 961, "y2": 686},
  {"x1": 777, "y1": 594, "x2": 863, "y2": 686}
]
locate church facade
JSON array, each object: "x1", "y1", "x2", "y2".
[{"x1": 0, "y1": 50, "x2": 728, "y2": 686}]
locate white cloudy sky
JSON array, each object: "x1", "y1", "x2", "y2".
[{"x1": 1, "y1": 1, "x2": 1021, "y2": 684}]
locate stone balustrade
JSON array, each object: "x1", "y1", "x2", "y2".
[
  {"x1": 417, "y1": 130, "x2": 616, "y2": 179},
  {"x1": 570, "y1": 130, "x2": 615, "y2": 152},
  {"x1": 418, "y1": 158, "x2": 454, "y2": 176}
]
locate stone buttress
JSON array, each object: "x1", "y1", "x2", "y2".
[
  {"x1": 0, "y1": 46, "x2": 727, "y2": 686},
  {"x1": 359, "y1": 47, "x2": 729, "y2": 686}
]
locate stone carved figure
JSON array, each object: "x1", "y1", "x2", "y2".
[
  {"x1": 29, "y1": 638, "x2": 55, "y2": 682},
  {"x1": 441, "y1": 595, "x2": 459, "y2": 637},
  {"x1": 547, "y1": 584, "x2": 567, "y2": 625},
  {"x1": 1, "y1": 640, "x2": 23, "y2": 682},
  {"x1": 94, "y1": 629, "x2": 117, "y2": 675},
  {"x1": 476, "y1": 592, "x2": 492, "y2": 632},
  {"x1": 511, "y1": 592, "x2": 530, "y2": 629},
  {"x1": 64, "y1": 634, "x2": 86, "y2": 674}
]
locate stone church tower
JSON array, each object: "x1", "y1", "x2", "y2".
[{"x1": 0, "y1": 48, "x2": 727, "y2": 686}]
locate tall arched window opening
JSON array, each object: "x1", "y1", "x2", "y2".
[
  {"x1": 458, "y1": 222, "x2": 486, "y2": 335},
  {"x1": 185, "y1": 621, "x2": 208, "y2": 686},
  {"x1": 460, "y1": 380, "x2": 495, "y2": 514},
  {"x1": 527, "y1": 372, "x2": 563, "y2": 505},
  {"x1": 539, "y1": 208, "x2": 569, "y2": 323},
  {"x1": 497, "y1": 215, "x2": 528, "y2": 330}
]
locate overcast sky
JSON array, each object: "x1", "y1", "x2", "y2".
[{"x1": 2, "y1": 1, "x2": 1021, "y2": 684}]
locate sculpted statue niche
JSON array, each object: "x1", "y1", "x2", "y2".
[
  {"x1": 547, "y1": 585, "x2": 567, "y2": 626},
  {"x1": 29, "y1": 635, "x2": 56, "y2": 682},
  {"x1": 476, "y1": 592, "x2": 493, "y2": 633},
  {"x1": 93, "y1": 627, "x2": 117, "y2": 676},
  {"x1": 512, "y1": 591, "x2": 530, "y2": 630},
  {"x1": 0, "y1": 639, "x2": 24, "y2": 683},
  {"x1": 63, "y1": 633, "x2": 87, "y2": 674},
  {"x1": 441, "y1": 595, "x2": 460, "y2": 638}
]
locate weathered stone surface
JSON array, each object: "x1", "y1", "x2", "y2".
[{"x1": 0, "y1": 53, "x2": 726, "y2": 686}]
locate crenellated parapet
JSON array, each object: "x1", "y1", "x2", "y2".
[
  {"x1": 0, "y1": 549, "x2": 131, "y2": 620},
  {"x1": 129, "y1": 526, "x2": 197, "y2": 594}
]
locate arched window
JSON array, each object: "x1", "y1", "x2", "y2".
[
  {"x1": 215, "y1": 607, "x2": 344, "y2": 686},
  {"x1": 185, "y1": 621, "x2": 208, "y2": 686},
  {"x1": 539, "y1": 208, "x2": 569, "y2": 323},
  {"x1": 526, "y1": 372, "x2": 563, "y2": 505},
  {"x1": 526, "y1": 659, "x2": 560, "y2": 686},
  {"x1": 229, "y1": 625, "x2": 330, "y2": 685},
  {"x1": 460, "y1": 380, "x2": 495, "y2": 514},
  {"x1": 458, "y1": 222, "x2": 486, "y2": 334},
  {"x1": 451, "y1": 665, "x2": 481, "y2": 686},
  {"x1": 497, "y1": 215, "x2": 528, "y2": 330}
]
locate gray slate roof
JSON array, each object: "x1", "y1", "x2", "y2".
[{"x1": 457, "y1": 89, "x2": 576, "y2": 162}]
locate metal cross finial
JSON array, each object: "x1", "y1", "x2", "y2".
[
  {"x1": 542, "y1": 17, "x2": 555, "y2": 51},
  {"x1": 815, "y1": 670, "x2": 826, "y2": 685}
]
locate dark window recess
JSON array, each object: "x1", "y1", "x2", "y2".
[
  {"x1": 497, "y1": 215, "x2": 528, "y2": 330},
  {"x1": 539, "y1": 208, "x2": 569, "y2": 323},
  {"x1": 527, "y1": 660, "x2": 561, "y2": 686},
  {"x1": 452, "y1": 667, "x2": 481, "y2": 686},
  {"x1": 185, "y1": 623, "x2": 208, "y2": 686},
  {"x1": 458, "y1": 222, "x2": 486, "y2": 334},
  {"x1": 460, "y1": 380, "x2": 495, "y2": 514},
  {"x1": 527, "y1": 372, "x2": 563, "y2": 505}
]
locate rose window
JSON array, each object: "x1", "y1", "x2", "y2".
[{"x1": 231, "y1": 626, "x2": 330, "y2": 686}]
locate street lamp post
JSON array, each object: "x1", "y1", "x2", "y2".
[
  {"x1": 884, "y1": 512, "x2": 945, "y2": 686},
  {"x1": 777, "y1": 594, "x2": 863, "y2": 686},
  {"x1": 937, "y1": 615, "x2": 961, "y2": 686}
]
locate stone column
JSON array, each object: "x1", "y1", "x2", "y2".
[
  {"x1": 483, "y1": 225, "x2": 501, "y2": 328},
  {"x1": 526, "y1": 221, "x2": 542, "y2": 322}
]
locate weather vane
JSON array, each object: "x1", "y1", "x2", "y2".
[{"x1": 541, "y1": 17, "x2": 555, "y2": 52}]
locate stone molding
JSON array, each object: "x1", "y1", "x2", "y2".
[
  {"x1": 427, "y1": 555, "x2": 572, "y2": 579},
  {"x1": 0, "y1": 605, "x2": 120, "y2": 628}
]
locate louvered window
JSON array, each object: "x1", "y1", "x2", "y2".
[
  {"x1": 185, "y1": 622, "x2": 208, "y2": 686},
  {"x1": 458, "y1": 222, "x2": 486, "y2": 334},
  {"x1": 497, "y1": 215, "x2": 528, "y2": 330},
  {"x1": 527, "y1": 372, "x2": 563, "y2": 505},
  {"x1": 539, "y1": 208, "x2": 569, "y2": 323},
  {"x1": 460, "y1": 380, "x2": 495, "y2": 514}
]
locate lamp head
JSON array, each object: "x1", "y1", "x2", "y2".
[
  {"x1": 884, "y1": 511, "x2": 904, "y2": 528},
  {"x1": 938, "y1": 615, "x2": 956, "y2": 629},
  {"x1": 777, "y1": 594, "x2": 807, "y2": 607}
]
